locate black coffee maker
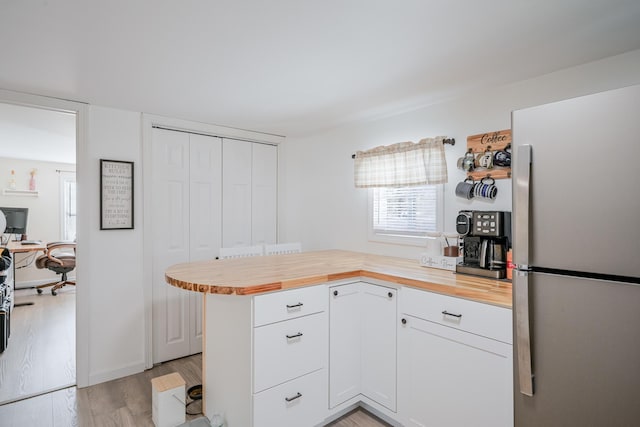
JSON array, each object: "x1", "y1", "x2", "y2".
[{"x1": 455, "y1": 211, "x2": 511, "y2": 279}]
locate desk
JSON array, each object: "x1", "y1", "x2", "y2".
[
  {"x1": 4, "y1": 240, "x2": 47, "y2": 290},
  {"x1": 5, "y1": 240, "x2": 47, "y2": 254}
]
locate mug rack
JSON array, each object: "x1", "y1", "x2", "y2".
[{"x1": 465, "y1": 129, "x2": 512, "y2": 180}]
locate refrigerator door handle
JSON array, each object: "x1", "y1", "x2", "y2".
[
  {"x1": 513, "y1": 143, "x2": 534, "y2": 396},
  {"x1": 514, "y1": 144, "x2": 531, "y2": 267},
  {"x1": 515, "y1": 270, "x2": 534, "y2": 396}
]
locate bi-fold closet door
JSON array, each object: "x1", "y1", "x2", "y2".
[
  {"x1": 152, "y1": 128, "x2": 278, "y2": 363},
  {"x1": 152, "y1": 128, "x2": 222, "y2": 364}
]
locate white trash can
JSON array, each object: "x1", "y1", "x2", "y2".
[{"x1": 151, "y1": 372, "x2": 186, "y2": 427}]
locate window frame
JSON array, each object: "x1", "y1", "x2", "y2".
[
  {"x1": 367, "y1": 184, "x2": 444, "y2": 247},
  {"x1": 59, "y1": 171, "x2": 77, "y2": 241}
]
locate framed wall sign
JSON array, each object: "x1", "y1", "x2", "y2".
[{"x1": 100, "y1": 159, "x2": 134, "y2": 230}]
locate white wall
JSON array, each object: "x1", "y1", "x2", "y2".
[
  {"x1": 279, "y1": 49, "x2": 640, "y2": 260},
  {"x1": 5, "y1": 49, "x2": 640, "y2": 388},
  {"x1": 0, "y1": 158, "x2": 75, "y2": 284},
  {"x1": 84, "y1": 106, "x2": 145, "y2": 384}
]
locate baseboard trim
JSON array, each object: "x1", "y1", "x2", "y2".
[{"x1": 88, "y1": 361, "x2": 146, "y2": 387}]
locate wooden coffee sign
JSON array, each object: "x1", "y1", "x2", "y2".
[
  {"x1": 465, "y1": 129, "x2": 512, "y2": 180},
  {"x1": 466, "y1": 129, "x2": 512, "y2": 153}
]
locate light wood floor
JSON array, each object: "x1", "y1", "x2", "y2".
[
  {"x1": 327, "y1": 408, "x2": 391, "y2": 427},
  {"x1": 0, "y1": 350, "x2": 390, "y2": 426},
  {"x1": 0, "y1": 286, "x2": 76, "y2": 404}
]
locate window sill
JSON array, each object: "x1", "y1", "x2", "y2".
[
  {"x1": 368, "y1": 232, "x2": 431, "y2": 247},
  {"x1": 3, "y1": 189, "x2": 39, "y2": 197}
]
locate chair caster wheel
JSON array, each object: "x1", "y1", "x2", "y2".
[
  {"x1": 37, "y1": 288, "x2": 43, "y2": 294},
  {"x1": 51, "y1": 290, "x2": 57, "y2": 296}
]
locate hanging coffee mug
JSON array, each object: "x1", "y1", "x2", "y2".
[
  {"x1": 457, "y1": 151, "x2": 476, "y2": 172},
  {"x1": 477, "y1": 176, "x2": 498, "y2": 200},
  {"x1": 494, "y1": 144, "x2": 511, "y2": 167},
  {"x1": 476, "y1": 149, "x2": 494, "y2": 169},
  {"x1": 455, "y1": 177, "x2": 475, "y2": 200}
]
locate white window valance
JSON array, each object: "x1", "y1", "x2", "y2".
[{"x1": 354, "y1": 136, "x2": 448, "y2": 188}]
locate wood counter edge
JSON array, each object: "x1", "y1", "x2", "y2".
[{"x1": 166, "y1": 269, "x2": 512, "y2": 308}]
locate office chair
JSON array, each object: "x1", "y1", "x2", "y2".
[{"x1": 35, "y1": 241, "x2": 76, "y2": 296}]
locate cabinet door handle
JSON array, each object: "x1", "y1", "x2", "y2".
[
  {"x1": 286, "y1": 302, "x2": 303, "y2": 309},
  {"x1": 333, "y1": 290, "x2": 338, "y2": 296},
  {"x1": 442, "y1": 310, "x2": 462, "y2": 318},
  {"x1": 401, "y1": 318, "x2": 407, "y2": 325},
  {"x1": 286, "y1": 332, "x2": 303, "y2": 339},
  {"x1": 285, "y1": 392, "x2": 302, "y2": 402},
  {"x1": 388, "y1": 291, "x2": 393, "y2": 298}
]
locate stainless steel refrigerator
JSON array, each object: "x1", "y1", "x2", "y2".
[{"x1": 511, "y1": 84, "x2": 640, "y2": 426}]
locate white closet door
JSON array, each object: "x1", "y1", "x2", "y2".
[
  {"x1": 188, "y1": 133, "x2": 222, "y2": 354},
  {"x1": 152, "y1": 128, "x2": 191, "y2": 363},
  {"x1": 222, "y1": 139, "x2": 252, "y2": 247},
  {"x1": 251, "y1": 143, "x2": 277, "y2": 246}
]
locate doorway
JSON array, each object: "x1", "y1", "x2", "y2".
[{"x1": 0, "y1": 101, "x2": 77, "y2": 404}]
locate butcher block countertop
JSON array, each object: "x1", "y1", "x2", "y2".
[{"x1": 165, "y1": 250, "x2": 512, "y2": 308}]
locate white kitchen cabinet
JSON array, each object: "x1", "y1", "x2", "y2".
[
  {"x1": 253, "y1": 286, "x2": 328, "y2": 427},
  {"x1": 151, "y1": 129, "x2": 221, "y2": 363},
  {"x1": 204, "y1": 285, "x2": 328, "y2": 427},
  {"x1": 361, "y1": 284, "x2": 397, "y2": 412},
  {"x1": 254, "y1": 284, "x2": 326, "y2": 327},
  {"x1": 329, "y1": 282, "x2": 362, "y2": 408},
  {"x1": 329, "y1": 282, "x2": 397, "y2": 411},
  {"x1": 253, "y1": 369, "x2": 327, "y2": 427},
  {"x1": 201, "y1": 279, "x2": 511, "y2": 427},
  {"x1": 222, "y1": 140, "x2": 277, "y2": 248},
  {"x1": 398, "y1": 288, "x2": 513, "y2": 427},
  {"x1": 253, "y1": 311, "x2": 326, "y2": 393}
]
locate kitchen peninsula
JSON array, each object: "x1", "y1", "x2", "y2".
[{"x1": 165, "y1": 250, "x2": 514, "y2": 426}]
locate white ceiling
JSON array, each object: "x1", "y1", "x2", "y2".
[
  {"x1": 0, "y1": 103, "x2": 76, "y2": 164},
  {"x1": 1, "y1": 0, "x2": 640, "y2": 148}
]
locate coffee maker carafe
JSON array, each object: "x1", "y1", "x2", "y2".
[
  {"x1": 456, "y1": 211, "x2": 511, "y2": 279},
  {"x1": 479, "y1": 239, "x2": 507, "y2": 270}
]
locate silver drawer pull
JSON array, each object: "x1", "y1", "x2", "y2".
[
  {"x1": 286, "y1": 302, "x2": 303, "y2": 309},
  {"x1": 285, "y1": 392, "x2": 302, "y2": 402},
  {"x1": 442, "y1": 310, "x2": 462, "y2": 318},
  {"x1": 286, "y1": 332, "x2": 303, "y2": 339}
]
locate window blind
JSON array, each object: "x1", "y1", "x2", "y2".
[{"x1": 372, "y1": 185, "x2": 438, "y2": 236}]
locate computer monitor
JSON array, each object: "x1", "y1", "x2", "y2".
[{"x1": 0, "y1": 207, "x2": 28, "y2": 235}]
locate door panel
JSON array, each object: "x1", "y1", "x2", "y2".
[
  {"x1": 512, "y1": 85, "x2": 640, "y2": 277},
  {"x1": 188, "y1": 133, "x2": 221, "y2": 354},
  {"x1": 152, "y1": 129, "x2": 222, "y2": 362},
  {"x1": 514, "y1": 274, "x2": 640, "y2": 427},
  {"x1": 222, "y1": 140, "x2": 252, "y2": 247},
  {"x1": 361, "y1": 285, "x2": 396, "y2": 411},
  {"x1": 152, "y1": 128, "x2": 190, "y2": 363},
  {"x1": 329, "y1": 283, "x2": 361, "y2": 408},
  {"x1": 251, "y1": 143, "x2": 277, "y2": 245},
  {"x1": 189, "y1": 134, "x2": 222, "y2": 261},
  {"x1": 400, "y1": 315, "x2": 511, "y2": 427}
]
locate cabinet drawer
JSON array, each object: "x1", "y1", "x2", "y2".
[
  {"x1": 254, "y1": 312, "x2": 327, "y2": 392},
  {"x1": 254, "y1": 285, "x2": 327, "y2": 327},
  {"x1": 253, "y1": 369, "x2": 327, "y2": 427},
  {"x1": 401, "y1": 287, "x2": 512, "y2": 344}
]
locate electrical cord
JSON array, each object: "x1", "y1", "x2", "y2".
[{"x1": 15, "y1": 252, "x2": 37, "y2": 269}]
